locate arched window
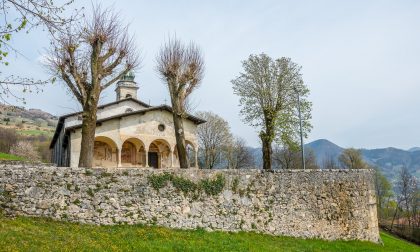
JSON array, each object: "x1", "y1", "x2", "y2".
[{"x1": 125, "y1": 94, "x2": 132, "y2": 98}]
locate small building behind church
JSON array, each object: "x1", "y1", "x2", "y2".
[{"x1": 50, "y1": 72, "x2": 205, "y2": 168}]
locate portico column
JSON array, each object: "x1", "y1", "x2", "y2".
[
  {"x1": 195, "y1": 149, "x2": 198, "y2": 168},
  {"x1": 117, "y1": 148, "x2": 122, "y2": 168},
  {"x1": 145, "y1": 148, "x2": 149, "y2": 168},
  {"x1": 170, "y1": 151, "x2": 174, "y2": 168}
]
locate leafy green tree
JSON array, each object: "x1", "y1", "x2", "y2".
[
  {"x1": 338, "y1": 148, "x2": 367, "y2": 169},
  {"x1": 374, "y1": 168, "x2": 393, "y2": 219},
  {"x1": 231, "y1": 53, "x2": 312, "y2": 170}
]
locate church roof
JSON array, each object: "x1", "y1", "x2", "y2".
[
  {"x1": 58, "y1": 97, "x2": 150, "y2": 119},
  {"x1": 65, "y1": 105, "x2": 206, "y2": 131},
  {"x1": 49, "y1": 99, "x2": 205, "y2": 149}
]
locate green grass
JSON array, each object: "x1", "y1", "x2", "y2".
[
  {"x1": 0, "y1": 152, "x2": 24, "y2": 160},
  {"x1": 17, "y1": 129, "x2": 53, "y2": 137},
  {"x1": 0, "y1": 215, "x2": 418, "y2": 251}
]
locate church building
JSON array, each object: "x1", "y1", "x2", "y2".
[{"x1": 50, "y1": 72, "x2": 205, "y2": 168}]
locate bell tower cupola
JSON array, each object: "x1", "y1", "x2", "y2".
[{"x1": 115, "y1": 71, "x2": 139, "y2": 101}]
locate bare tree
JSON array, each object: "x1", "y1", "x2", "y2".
[
  {"x1": 322, "y1": 154, "x2": 339, "y2": 169},
  {"x1": 196, "y1": 111, "x2": 232, "y2": 169},
  {"x1": 156, "y1": 37, "x2": 204, "y2": 168},
  {"x1": 304, "y1": 149, "x2": 319, "y2": 169},
  {"x1": 338, "y1": 148, "x2": 367, "y2": 169},
  {"x1": 273, "y1": 146, "x2": 318, "y2": 169},
  {"x1": 412, "y1": 189, "x2": 420, "y2": 228},
  {"x1": 273, "y1": 145, "x2": 299, "y2": 169},
  {"x1": 46, "y1": 6, "x2": 140, "y2": 168},
  {"x1": 226, "y1": 136, "x2": 255, "y2": 169},
  {"x1": 0, "y1": 127, "x2": 19, "y2": 153},
  {"x1": 232, "y1": 54, "x2": 312, "y2": 170},
  {"x1": 396, "y1": 167, "x2": 417, "y2": 228},
  {"x1": 0, "y1": 0, "x2": 79, "y2": 104},
  {"x1": 10, "y1": 140, "x2": 40, "y2": 161}
]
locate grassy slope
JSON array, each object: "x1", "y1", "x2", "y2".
[
  {"x1": 0, "y1": 215, "x2": 418, "y2": 252},
  {"x1": 17, "y1": 129, "x2": 54, "y2": 137},
  {"x1": 0, "y1": 152, "x2": 24, "y2": 160}
]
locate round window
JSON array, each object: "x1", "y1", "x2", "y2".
[{"x1": 158, "y1": 124, "x2": 165, "y2": 132}]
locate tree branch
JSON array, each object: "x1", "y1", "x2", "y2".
[{"x1": 101, "y1": 67, "x2": 130, "y2": 90}]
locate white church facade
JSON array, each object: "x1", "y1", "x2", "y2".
[{"x1": 50, "y1": 72, "x2": 205, "y2": 168}]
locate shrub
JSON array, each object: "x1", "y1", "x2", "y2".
[
  {"x1": 200, "y1": 174, "x2": 225, "y2": 196},
  {"x1": 0, "y1": 127, "x2": 19, "y2": 153},
  {"x1": 171, "y1": 176, "x2": 198, "y2": 194},
  {"x1": 148, "y1": 173, "x2": 172, "y2": 190},
  {"x1": 10, "y1": 141, "x2": 40, "y2": 161},
  {"x1": 232, "y1": 177, "x2": 240, "y2": 192}
]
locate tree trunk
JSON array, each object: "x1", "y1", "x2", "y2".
[
  {"x1": 390, "y1": 204, "x2": 399, "y2": 232},
  {"x1": 261, "y1": 135, "x2": 272, "y2": 170},
  {"x1": 78, "y1": 97, "x2": 98, "y2": 168},
  {"x1": 172, "y1": 110, "x2": 188, "y2": 168}
]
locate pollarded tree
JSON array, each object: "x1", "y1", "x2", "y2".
[
  {"x1": 196, "y1": 111, "x2": 232, "y2": 169},
  {"x1": 232, "y1": 53, "x2": 312, "y2": 170},
  {"x1": 156, "y1": 37, "x2": 204, "y2": 168},
  {"x1": 46, "y1": 6, "x2": 140, "y2": 168},
  {"x1": 338, "y1": 148, "x2": 367, "y2": 169}
]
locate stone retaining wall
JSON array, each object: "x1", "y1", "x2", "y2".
[{"x1": 0, "y1": 162, "x2": 380, "y2": 242}]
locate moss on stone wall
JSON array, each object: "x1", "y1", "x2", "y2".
[{"x1": 148, "y1": 172, "x2": 225, "y2": 196}]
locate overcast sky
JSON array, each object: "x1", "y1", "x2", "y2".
[{"x1": 3, "y1": 0, "x2": 420, "y2": 150}]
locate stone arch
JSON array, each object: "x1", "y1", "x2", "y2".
[
  {"x1": 148, "y1": 139, "x2": 172, "y2": 168},
  {"x1": 185, "y1": 139, "x2": 197, "y2": 151},
  {"x1": 173, "y1": 140, "x2": 198, "y2": 168},
  {"x1": 121, "y1": 138, "x2": 146, "y2": 166},
  {"x1": 93, "y1": 136, "x2": 118, "y2": 168}
]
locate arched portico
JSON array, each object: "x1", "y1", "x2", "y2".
[
  {"x1": 93, "y1": 136, "x2": 118, "y2": 168},
  {"x1": 120, "y1": 138, "x2": 146, "y2": 167},
  {"x1": 173, "y1": 140, "x2": 198, "y2": 168},
  {"x1": 147, "y1": 139, "x2": 172, "y2": 168}
]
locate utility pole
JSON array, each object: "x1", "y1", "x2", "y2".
[{"x1": 296, "y1": 88, "x2": 306, "y2": 170}]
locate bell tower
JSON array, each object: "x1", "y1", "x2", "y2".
[{"x1": 115, "y1": 71, "x2": 139, "y2": 101}]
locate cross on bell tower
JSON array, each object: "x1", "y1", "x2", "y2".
[{"x1": 115, "y1": 71, "x2": 139, "y2": 101}]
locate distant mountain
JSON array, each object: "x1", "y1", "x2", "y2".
[
  {"x1": 305, "y1": 140, "x2": 420, "y2": 182},
  {"x1": 408, "y1": 147, "x2": 420, "y2": 152},
  {"x1": 0, "y1": 105, "x2": 57, "y2": 121},
  {"x1": 249, "y1": 139, "x2": 419, "y2": 182},
  {"x1": 0, "y1": 105, "x2": 58, "y2": 133},
  {"x1": 305, "y1": 139, "x2": 343, "y2": 165}
]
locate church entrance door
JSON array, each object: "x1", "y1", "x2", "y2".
[{"x1": 148, "y1": 152, "x2": 158, "y2": 168}]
